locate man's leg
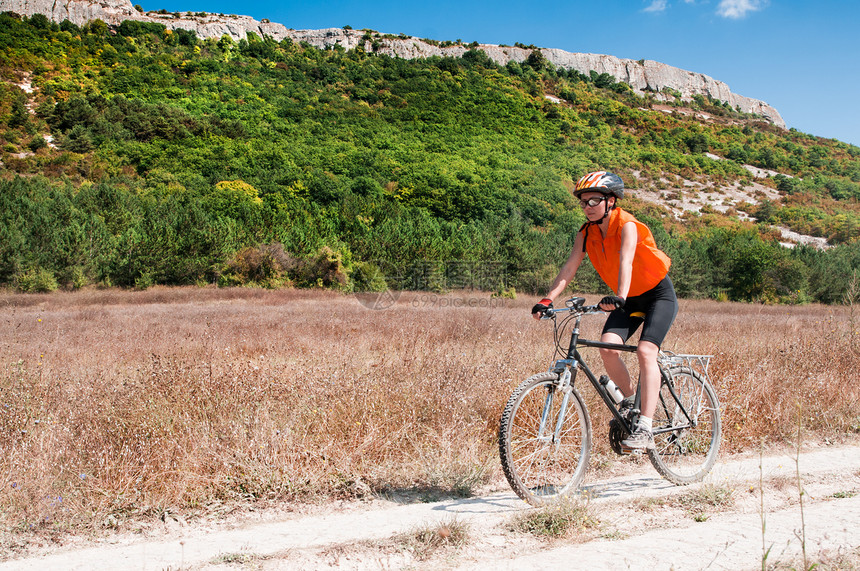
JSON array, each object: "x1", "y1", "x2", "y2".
[
  {"x1": 636, "y1": 340, "x2": 660, "y2": 419},
  {"x1": 618, "y1": 340, "x2": 661, "y2": 450}
]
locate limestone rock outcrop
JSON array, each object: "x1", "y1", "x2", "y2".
[
  {"x1": 1, "y1": 0, "x2": 139, "y2": 26},
  {"x1": 0, "y1": 0, "x2": 785, "y2": 128}
]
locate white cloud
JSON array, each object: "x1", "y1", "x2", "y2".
[
  {"x1": 644, "y1": 0, "x2": 668, "y2": 13},
  {"x1": 717, "y1": 0, "x2": 767, "y2": 19}
]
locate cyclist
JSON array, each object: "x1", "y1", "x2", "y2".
[{"x1": 531, "y1": 171, "x2": 678, "y2": 451}]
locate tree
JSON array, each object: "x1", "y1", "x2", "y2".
[
  {"x1": 463, "y1": 48, "x2": 493, "y2": 68},
  {"x1": 61, "y1": 124, "x2": 94, "y2": 152},
  {"x1": 774, "y1": 174, "x2": 799, "y2": 194},
  {"x1": 704, "y1": 228, "x2": 778, "y2": 301},
  {"x1": 118, "y1": 20, "x2": 166, "y2": 37},
  {"x1": 83, "y1": 19, "x2": 109, "y2": 36},
  {"x1": 173, "y1": 28, "x2": 198, "y2": 46},
  {"x1": 8, "y1": 97, "x2": 29, "y2": 128},
  {"x1": 590, "y1": 71, "x2": 616, "y2": 89},
  {"x1": 685, "y1": 133, "x2": 709, "y2": 154},
  {"x1": 27, "y1": 14, "x2": 50, "y2": 29},
  {"x1": 28, "y1": 135, "x2": 47, "y2": 152},
  {"x1": 752, "y1": 199, "x2": 777, "y2": 223},
  {"x1": 59, "y1": 19, "x2": 79, "y2": 33},
  {"x1": 526, "y1": 50, "x2": 548, "y2": 72}
]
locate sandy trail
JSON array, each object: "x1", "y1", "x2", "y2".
[{"x1": 3, "y1": 442, "x2": 858, "y2": 570}]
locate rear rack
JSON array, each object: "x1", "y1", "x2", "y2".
[{"x1": 658, "y1": 351, "x2": 714, "y2": 384}]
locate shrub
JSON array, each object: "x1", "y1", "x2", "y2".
[
  {"x1": 27, "y1": 135, "x2": 47, "y2": 152},
  {"x1": 350, "y1": 261, "x2": 388, "y2": 292},
  {"x1": 223, "y1": 242, "x2": 296, "y2": 287},
  {"x1": 16, "y1": 267, "x2": 58, "y2": 292},
  {"x1": 69, "y1": 267, "x2": 88, "y2": 290},
  {"x1": 296, "y1": 246, "x2": 350, "y2": 289},
  {"x1": 134, "y1": 271, "x2": 155, "y2": 290},
  {"x1": 492, "y1": 286, "x2": 517, "y2": 299}
]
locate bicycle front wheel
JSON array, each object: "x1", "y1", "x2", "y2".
[
  {"x1": 499, "y1": 372, "x2": 592, "y2": 506},
  {"x1": 648, "y1": 366, "x2": 721, "y2": 484}
]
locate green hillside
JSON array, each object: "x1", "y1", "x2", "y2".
[{"x1": 1, "y1": 13, "x2": 859, "y2": 303}]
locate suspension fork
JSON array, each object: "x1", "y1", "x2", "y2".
[
  {"x1": 546, "y1": 310, "x2": 588, "y2": 442},
  {"x1": 536, "y1": 310, "x2": 593, "y2": 444},
  {"x1": 536, "y1": 367, "x2": 573, "y2": 443},
  {"x1": 551, "y1": 368, "x2": 574, "y2": 443}
]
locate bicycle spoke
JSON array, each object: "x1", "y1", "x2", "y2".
[
  {"x1": 508, "y1": 437, "x2": 544, "y2": 455},
  {"x1": 514, "y1": 448, "x2": 551, "y2": 483}
]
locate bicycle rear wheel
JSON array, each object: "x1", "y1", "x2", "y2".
[
  {"x1": 648, "y1": 366, "x2": 721, "y2": 484},
  {"x1": 499, "y1": 372, "x2": 591, "y2": 506}
]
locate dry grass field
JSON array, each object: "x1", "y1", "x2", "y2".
[{"x1": 1, "y1": 287, "x2": 858, "y2": 535}]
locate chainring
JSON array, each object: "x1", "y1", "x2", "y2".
[
  {"x1": 608, "y1": 405, "x2": 638, "y2": 456},
  {"x1": 608, "y1": 419, "x2": 627, "y2": 456}
]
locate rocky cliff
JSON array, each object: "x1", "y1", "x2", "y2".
[{"x1": 0, "y1": 0, "x2": 785, "y2": 128}]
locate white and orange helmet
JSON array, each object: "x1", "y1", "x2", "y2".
[{"x1": 574, "y1": 171, "x2": 624, "y2": 199}]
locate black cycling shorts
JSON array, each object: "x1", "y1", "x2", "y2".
[{"x1": 602, "y1": 275, "x2": 678, "y2": 348}]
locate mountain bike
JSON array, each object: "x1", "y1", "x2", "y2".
[{"x1": 499, "y1": 297, "x2": 721, "y2": 506}]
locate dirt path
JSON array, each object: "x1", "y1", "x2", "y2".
[{"x1": 4, "y1": 441, "x2": 858, "y2": 570}]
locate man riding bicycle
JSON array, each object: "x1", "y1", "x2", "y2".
[{"x1": 531, "y1": 171, "x2": 678, "y2": 451}]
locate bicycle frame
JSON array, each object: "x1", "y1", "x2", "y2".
[{"x1": 542, "y1": 298, "x2": 697, "y2": 441}]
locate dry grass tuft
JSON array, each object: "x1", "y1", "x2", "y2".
[
  {"x1": 677, "y1": 484, "x2": 735, "y2": 510},
  {"x1": 768, "y1": 547, "x2": 860, "y2": 570},
  {"x1": 397, "y1": 518, "x2": 471, "y2": 560},
  {"x1": 675, "y1": 484, "x2": 735, "y2": 521},
  {"x1": 1, "y1": 288, "x2": 858, "y2": 531},
  {"x1": 507, "y1": 496, "x2": 598, "y2": 539}
]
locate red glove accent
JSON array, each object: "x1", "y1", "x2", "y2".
[{"x1": 532, "y1": 298, "x2": 553, "y2": 316}]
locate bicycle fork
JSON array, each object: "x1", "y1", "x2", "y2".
[{"x1": 537, "y1": 368, "x2": 573, "y2": 445}]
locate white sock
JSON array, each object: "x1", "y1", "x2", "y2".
[{"x1": 637, "y1": 416, "x2": 653, "y2": 432}]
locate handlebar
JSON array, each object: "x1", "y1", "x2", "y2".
[{"x1": 540, "y1": 297, "x2": 604, "y2": 319}]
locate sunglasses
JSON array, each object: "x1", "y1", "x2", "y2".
[{"x1": 580, "y1": 196, "x2": 608, "y2": 208}]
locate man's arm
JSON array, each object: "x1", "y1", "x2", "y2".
[
  {"x1": 597, "y1": 221, "x2": 637, "y2": 311},
  {"x1": 544, "y1": 230, "x2": 587, "y2": 302},
  {"x1": 615, "y1": 221, "x2": 638, "y2": 299}
]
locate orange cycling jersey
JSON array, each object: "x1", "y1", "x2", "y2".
[{"x1": 582, "y1": 208, "x2": 671, "y2": 297}]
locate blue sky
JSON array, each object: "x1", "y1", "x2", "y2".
[{"x1": 150, "y1": 0, "x2": 860, "y2": 147}]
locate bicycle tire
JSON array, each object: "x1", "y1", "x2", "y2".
[
  {"x1": 648, "y1": 366, "x2": 721, "y2": 484},
  {"x1": 499, "y1": 372, "x2": 592, "y2": 506}
]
